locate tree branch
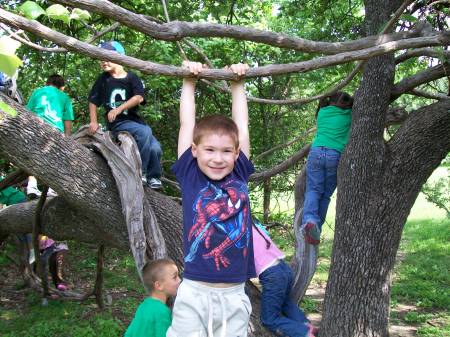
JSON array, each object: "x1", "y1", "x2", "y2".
[
  {"x1": 252, "y1": 128, "x2": 316, "y2": 162},
  {"x1": 396, "y1": 47, "x2": 450, "y2": 64},
  {"x1": 1, "y1": 8, "x2": 449, "y2": 80},
  {"x1": 54, "y1": 0, "x2": 428, "y2": 54},
  {"x1": 391, "y1": 63, "x2": 450, "y2": 101},
  {"x1": 249, "y1": 144, "x2": 311, "y2": 183}
]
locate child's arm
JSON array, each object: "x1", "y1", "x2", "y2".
[
  {"x1": 107, "y1": 95, "x2": 144, "y2": 123},
  {"x1": 229, "y1": 64, "x2": 250, "y2": 158},
  {"x1": 178, "y1": 61, "x2": 204, "y2": 158},
  {"x1": 88, "y1": 102, "x2": 100, "y2": 135},
  {"x1": 63, "y1": 121, "x2": 72, "y2": 137}
]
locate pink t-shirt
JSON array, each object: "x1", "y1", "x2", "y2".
[{"x1": 252, "y1": 226, "x2": 285, "y2": 276}]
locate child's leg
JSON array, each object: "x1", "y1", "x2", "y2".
[
  {"x1": 216, "y1": 284, "x2": 251, "y2": 337},
  {"x1": 167, "y1": 280, "x2": 250, "y2": 337},
  {"x1": 260, "y1": 263, "x2": 310, "y2": 337},
  {"x1": 49, "y1": 251, "x2": 67, "y2": 289},
  {"x1": 280, "y1": 261, "x2": 310, "y2": 324},
  {"x1": 167, "y1": 280, "x2": 209, "y2": 337},
  {"x1": 145, "y1": 136, "x2": 162, "y2": 179},
  {"x1": 317, "y1": 148, "x2": 340, "y2": 231},
  {"x1": 302, "y1": 147, "x2": 326, "y2": 227}
]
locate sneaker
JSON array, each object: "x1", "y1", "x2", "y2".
[
  {"x1": 47, "y1": 188, "x2": 57, "y2": 197},
  {"x1": 303, "y1": 222, "x2": 321, "y2": 245},
  {"x1": 147, "y1": 178, "x2": 162, "y2": 189},
  {"x1": 141, "y1": 176, "x2": 148, "y2": 184},
  {"x1": 26, "y1": 185, "x2": 41, "y2": 198},
  {"x1": 57, "y1": 283, "x2": 68, "y2": 291}
]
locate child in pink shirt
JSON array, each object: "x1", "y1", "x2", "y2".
[{"x1": 253, "y1": 220, "x2": 317, "y2": 337}]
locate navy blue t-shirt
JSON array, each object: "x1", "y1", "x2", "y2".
[
  {"x1": 88, "y1": 71, "x2": 146, "y2": 129},
  {"x1": 172, "y1": 148, "x2": 256, "y2": 283}
]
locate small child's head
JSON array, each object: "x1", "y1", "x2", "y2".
[
  {"x1": 99, "y1": 41, "x2": 125, "y2": 73},
  {"x1": 142, "y1": 258, "x2": 180, "y2": 299},
  {"x1": 191, "y1": 115, "x2": 240, "y2": 181},
  {"x1": 46, "y1": 74, "x2": 65, "y2": 90},
  {"x1": 316, "y1": 91, "x2": 353, "y2": 117}
]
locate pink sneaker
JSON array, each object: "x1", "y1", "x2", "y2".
[{"x1": 57, "y1": 283, "x2": 68, "y2": 291}]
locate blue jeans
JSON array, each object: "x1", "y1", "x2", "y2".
[
  {"x1": 302, "y1": 146, "x2": 341, "y2": 231},
  {"x1": 111, "y1": 120, "x2": 162, "y2": 179},
  {"x1": 260, "y1": 260, "x2": 310, "y2": 337}
]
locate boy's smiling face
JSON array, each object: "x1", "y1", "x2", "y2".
[{"x1": 192, "y1": 133, "x2": 239, "y2": 181}]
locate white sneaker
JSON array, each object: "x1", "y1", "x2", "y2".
[
  {"x1": 47, "y1": 188, "x2": 57, "y2": 197},
  {"x1": 26, "y1": 185, "x2": 41, "y2": 198},
  {"x1": 148, "y1": 178, "x2": 162, "y2": 189}
]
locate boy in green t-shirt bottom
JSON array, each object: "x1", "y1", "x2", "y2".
[{"x1": 125, "y1": 259, "x2": 181, "y2": 337}]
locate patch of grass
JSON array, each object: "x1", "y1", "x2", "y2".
[
  {"x1": 392, "y1": 219, "x2": 450, "y2": 310},
  {"x1": 0, "y1": 240, "x2": 142, "y2": 337}
]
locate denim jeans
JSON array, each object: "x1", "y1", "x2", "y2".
[
  {"x1": 260, "y1": 260, "x2": 310, "y2": 337},
  {"x1": 302, "y1": 146, "x2": 341, "y2": 231},
  {"x1": 111, "y1": 120, "x2": 162, "y2": 179}
]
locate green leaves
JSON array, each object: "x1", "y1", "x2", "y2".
[
  {"x1": 18, "y1": 1, "x2": 46, "y2": 20},
  {"x1": 0, "y1": 100, "x2": 18, "y2": 118},
  {"x1": 18, "y1": 1, "x2": 91, "y2": 25},
  {"x1": 46, "y1": 4, "x2": 70, "y2": 25},
  {"x1": 0, "y1": 36, "x2": 22, "y2": 77},
  {"x1": 70, "y1": 8, "x2": 91, "y2": 22}
]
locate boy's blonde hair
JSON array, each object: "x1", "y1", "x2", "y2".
[
  {"x1": 142, "y1": 258, "x2": 176, "y2": 291},
  {"x1": 193, "y1": 115, "x2": 239, "y2": 149}
]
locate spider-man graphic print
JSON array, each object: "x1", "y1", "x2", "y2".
[
  {"x1": 185, "y1": 180, "x2": 251, "y2": 271},
  {"x1": 172, "y1": 148, "x2": 256, "y2": 283}
]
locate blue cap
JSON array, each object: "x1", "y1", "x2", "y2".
[{"x1": 100, "y1": 41, "x2": 125, "y2": 55}]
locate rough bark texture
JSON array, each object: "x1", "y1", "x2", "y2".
[
  {"x1": 0, "y1": 94, "x2": 275, "y2": 336},
  {"x1": 319, "y1": 1, "x2": 450, "y2": 336}
]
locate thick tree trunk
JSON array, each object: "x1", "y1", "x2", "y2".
[
  {"x1": 320, "y1": 1, "x2": 450, "y2": 336},
  {"x1": 0, "y1": 94, "x2": 275, "y2": 336}
]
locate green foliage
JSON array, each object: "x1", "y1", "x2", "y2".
[
  {"x1": 422, "y1": 166, "x2": 450, "y2": 218},
  {"x1": 0, "y1": 36, "x2": 22, "y2": 76},
  {"x1": 18, "y1": 1, "x2": 91, "y2": 25},
  {"x1": 0, "y1": 100, "x2": 18, "y2": 117},
  {"x1": 45, "y1": 4, "x2": 70, "y2": 25},
  {"x1": 18, "y1": 1, "x2": 46, "y2": 20}
]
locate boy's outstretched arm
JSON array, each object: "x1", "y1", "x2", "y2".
[
  {"x1": 178, "y1": 61, "x2": 204, "y2": 158},
  {"x1": 230, "y1": 64, "x2": 250, "y2": 158}
]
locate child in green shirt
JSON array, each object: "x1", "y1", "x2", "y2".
[
  {"x1": 125, "y1": 259, "x2": 181, "y2": 337},
  {"x1": 302, "y1": 92, "x2": 353, "y2": 245},
  {"x1": 26, "y1": 74, "x2": 74, "y2": 198}
]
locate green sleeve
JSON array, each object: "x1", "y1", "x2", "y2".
[{"x1": 63, "y1": 94, "x2": 74, "y2": 121}]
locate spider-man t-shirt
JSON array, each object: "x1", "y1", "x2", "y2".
[{"x1": 172, "y1": 148, "x2": 256, "y2": 283}]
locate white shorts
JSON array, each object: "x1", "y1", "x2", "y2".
[{"x1": 166, "y1": 279, "x2": 252, "y2": 337}]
